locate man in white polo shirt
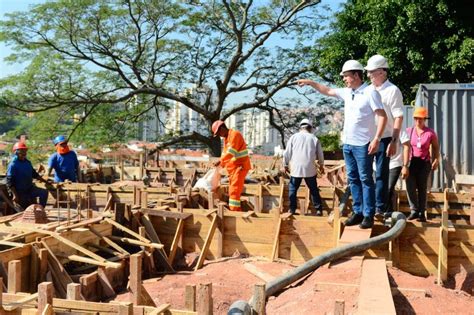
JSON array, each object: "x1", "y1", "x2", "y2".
[
  {"x1": 297, "y1": 60, "x2": 387, "y2": 228},
  {"x1": 365, "y1": 55, "x2": 404, "y2": 218}
]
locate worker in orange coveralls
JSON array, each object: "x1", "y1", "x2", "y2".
[{"x1": 212, "y1": 120, "x2": 251, "y2": 211}]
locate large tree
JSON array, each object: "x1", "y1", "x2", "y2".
[
  {"x1": 312, "y1": 0, "x2": 473, "y2": 100},
  {"x1": 0, "y1": 0, "x2": 333, "y2": 156}
]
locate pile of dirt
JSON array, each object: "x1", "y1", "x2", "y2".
[{"x1": 114, "y1": 255, "x2": 473, "y2": 314}]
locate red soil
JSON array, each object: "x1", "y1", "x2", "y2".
[{"x1": 114, "y1": 254, "x2": 473, "y2": 315}]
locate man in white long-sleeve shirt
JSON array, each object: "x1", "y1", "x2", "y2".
[{"x1": 283, "y1": 118, "x2": 325, "y2": 216}]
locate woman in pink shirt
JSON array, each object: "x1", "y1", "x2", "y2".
[{"x1": 406, "y1": 107, "x2": 440, "y2": 222}]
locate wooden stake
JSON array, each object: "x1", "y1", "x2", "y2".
[
  {"x1": 256, "y1": 184, "x2": 263, "y2": 213},
  {"x1": 118, "y1": 302, "x2": 133, "y2": 315},
  {"x1": 437, "y1": 188, "x2": 449, "y2": 285},
  {"x1": 130, "y1": 253, "x2": 143, "y2": 305},
  {"x1": 67, "y1": 283, "x2": 82, "y2": 300},
  {"x1": 7, "y1": 260, "x2": 21, "y2": 293},
  {"x1": 38, "y1": 282, "x2": 53, "y2": 315},
  {"x1": 0, "y1": 277, "x2": 2, "y2": 309},
  {"x1": 253, "y1": 283, "x2": 266, "y2": 315},
  {"x1": 271, "y1": 211, "x2": 282, "y2": 261},
  {"x1": 334, "y1": 299, "x2": 345, "y2": 315},
  {"x1": 196, "y1": 283, "x2": 213, "y2": 315},
  {"x1": 185, "y1": 284, "x2": 197, "y2": 311},
  {"x1": 169, "y1": 218, "x2": 184, "y2": 266}
]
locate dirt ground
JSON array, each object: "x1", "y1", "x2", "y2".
[{"x1": 115, "y1": 254, "x2": 473, "y2": 315}]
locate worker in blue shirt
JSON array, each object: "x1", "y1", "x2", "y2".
[
  {"x1": 6, "y1": 142, "x2": 49, "y2": 210},
  {"x1": 47, "y1": 135, "x2": 81, "y2": 183}
]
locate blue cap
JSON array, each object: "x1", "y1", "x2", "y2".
[{"x1": 53, "y1": 135, "x2": 67, "y2": 145}]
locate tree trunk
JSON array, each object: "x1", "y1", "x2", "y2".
[{"x1": 209, "y1": 136, "x2": 222, "y2": 157}]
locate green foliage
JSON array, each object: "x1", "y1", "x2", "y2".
[
  {"x1": 318, "y1": 133, "x2": 341, "y2": 152},
  {"x1": 312, "y1": 0, "x2": 473, "y2": 101},
  {"x1": 0, "y1": 0, "x2": 328, "y2": 155}
]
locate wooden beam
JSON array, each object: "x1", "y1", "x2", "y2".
[
  {"x1": 334, "y1": 300, "x2": 345, "y2": 315},
  {"x1": 168, "y1": 218, "x2": 185, "y2": 266},
  {"x1": 196, "y1": 283, "x2": 212, "y2": 315},
  {"x1": 2, "y1": 292, "x2": 39, "y2": 311},
  {"x1": 471, "y1": 187, "x2": 474, "y2": 225},
  {"x1": 243, "y1": 263, "x2": 274, "y2": 282},
  {"x1": 139, "y1": 209, "x2": 193, "y2": 220},
  {"x1": 97, "y1": 266, "x2": 116, "y2": 299},
  {"x1": 195, "y1": 214, "x2": 218, "y2": 271},
  {"x1": 7, "y1": 260, "x2": 21, "y2": 293},
  {"x1": 89, "y1": 226, "x2": 130, "y2": 256},
  {"x1": 66, "y1": 254, "x2": 122, "y2": 268},
  {"x1": 118, "y1": 302, "x2": 133, "y2": 315},
  {"x1": 104, "y1": 218, "x2": 151, "y2": 244},
  {"x1": 38, "y1": 282, "x2": 53, "y2": 315},
  {"x1": 109, "y1": 235, "x2": 164, "y2": 249},
  {"x1": 141, "y1": 215, "x2": 174, "y2": 273},
  {"x1": 55, "y1": 217, "x2": 104, "y2": 232}
]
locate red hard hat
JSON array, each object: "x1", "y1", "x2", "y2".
[
  {"x1": 211, "y1": 120, "x2": 225, "y2": 135},
  {"x1": 12, "y1": 142, "x2": 28, "y2": 152}
]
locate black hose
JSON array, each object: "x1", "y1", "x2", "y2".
[{"x1": 228, "y1": 212, "x2": 407, "y2": 314}]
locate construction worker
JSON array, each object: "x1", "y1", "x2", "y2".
[
  {"x1": 6, "y1": 142, "x2": 49, "y2": 209},
  {"x1": 212, "y1": 120, "x2": 251, "y2": 211},
  {"x1": 283, "y1": 118, "x2": 325, "y2": 216},
  {"x1": 47, "y1": 135, "x2": 80, "y2": 183}
]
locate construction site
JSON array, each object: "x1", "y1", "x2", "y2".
[{"x1": 0, "y1": 150, "x2": 473, "y2": 314}]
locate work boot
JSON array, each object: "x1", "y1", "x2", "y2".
[
  {"x1": 383, "y1": 211, "x2": 393, "y2": 219},
  {"x1": 315, "y1": 209, "x2": 323, "y2": 216},
  {"x1": 407, "y1": 212, "x2": 419, "y2": 221},
  {"x1": 344, "y1": 213, "x2": 363, "y2": 226},
  {"x1": 288, "y1": 209, "x2": 296, "y2": 215},
  {"x1": 359, "y1": 216, "x2": 374, "y2": 229},
  {"x1": 417, "y1": 212, "x2": 426, "y2": 222},
  {"x1": 375, "y1": 208, "x2": 384, "y2": 218}
]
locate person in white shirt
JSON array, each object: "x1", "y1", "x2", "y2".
[
  {"x1": 365, "y1": 55, "x2": 404, "y2": 217},
  {"x1": 282, "y1": 118, "x2": 325, "y2": 216},
  {"x1": 297, "y1": 60, "x2": 387, "y2": 229},
  {"x1": 384, "y1": 130, "x2": 410, "y2": 218}
]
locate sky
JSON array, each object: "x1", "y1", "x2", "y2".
[{"x1": 0, "y1": 0, "x2": 346, "y2": 107}]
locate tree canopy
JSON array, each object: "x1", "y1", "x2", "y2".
[
  {"x1": 0, "y1": 0, "x2": 334, "y2": 155},
  {"x1": 312, "y1": 0, "x2": 473, "y2": 100}
]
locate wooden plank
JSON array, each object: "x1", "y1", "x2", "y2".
[
  {"x1": 109, "y1": 236, "x2": 164, "y2": 249},
  {"x1": 271, "y1": 215, "x2": 282, "y2": 261},
  {"x1": 357, "y1": 259, "x2": 396, "y2": 315},
  {"x1": 243, "y1": 263, "x2": 274, "y2": 282},
  {"x1": 89, "y1": 226, "x2": 130, "y2": 256},
  {"x1": 67, "y1": 283, "x2": 82, "y2": 300},
  {"x1": 66, "y1": 254, "x2": 122, "y2": 268},
  {"x1": 168, "y1": 219, "x2": 185, "y2": 266},
  {"x1": 104, "y1": 218, "x2": 151, "y2": 243},
  {"x1": 334, "y1": 300, "x2": 345, "y2": 315},
  {"x1": 141, "y1": 214, "x2": 174, "y2": 272},
  {"x1": 2, "y1": 292, "x2": 39, "y2": 311},
  {"x1": 194, "y1": 214, "x2": 218, "y2": 271},
  {"x1": 8, "y1": 260, "x2": 21, "y2": 293},
  {"x1": 97, "y1": 266, "x2": 116, "y2": 299},
  {"x1": 471, "y1": 187, "x2": 474, "y2": 225},
  {"x1": 216, "y1": 203, "x2": 224, "y2": 258},
  {"x1": 185, "y1": 285, "x2": 196, "y2": 312},
  {"x1": 339, "y1": 225, "x2": 372, "y2": 247}
]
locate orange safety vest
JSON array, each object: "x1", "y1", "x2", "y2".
[{"x1": 220, "y1": 129, "x2": 251, "y2": 172}]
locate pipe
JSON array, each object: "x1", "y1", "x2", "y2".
[{"x1": 228, "y1": 212, "x2": 407, "y2": 315}]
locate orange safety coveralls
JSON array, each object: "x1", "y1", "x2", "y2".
[{"x1": 220, "y1": 129, "x2": 252, "y2": 211}]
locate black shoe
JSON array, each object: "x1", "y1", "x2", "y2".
[
  {"x1": 407, "y1": 212, "x2": 419, "y2": 221},
  {"x1": 345, "y1": 213, "x2": 364, "y2": 226},
  {"x1": 315, "y1": 209, "x2": 323, "y2": 216},
  {"x1": 417, "y1": 213, "x2": 426, "y2": 222},
  {"x1": 375, "y1": 208, "x2": 384, "y2": 218},
  {"x1": 288, "y1": 210, "x2": 296, "y2": 215},
  {"x1": 359, "y1": 216, "x2": 374, "y2": 229}
]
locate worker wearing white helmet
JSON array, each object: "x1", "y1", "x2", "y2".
[
  {"x1": 297, "y1": 60, "x2": 387, "y2": 229},
  {"x1": 365, "y1": 54, "x2": 404, "y2": 218}
]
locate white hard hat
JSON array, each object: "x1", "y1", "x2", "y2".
[
  {"x1": 300, "y1": 118, "x2": 312, "y2": 128},
  {"x1": 365, "y1": 54, "x2": 389, "y2": 71},
  {"x1": 340, "y1": 60, "x2": 364, "y2": 75}
]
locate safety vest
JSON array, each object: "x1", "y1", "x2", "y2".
[{"x1": 220, "y1": 129, "x2": 251, "y2": 171}]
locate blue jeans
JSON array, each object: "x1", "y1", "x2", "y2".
[
  {"x1": 17, "y1": 186, "x2": 48, "y2": 209},
  {"x1": 374, "y1": 137, "x2": 392, "y2": 212},
  {"x1": 289, "y1": 176, "x2": 323, "y2": 213},
  {"x1": 343, "y1": 143, "x2": 375, "y2": 218}
]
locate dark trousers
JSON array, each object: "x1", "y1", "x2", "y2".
[
  {"x1": 289, "y1": 176, "x2": 323, "y2": 213},
  {"x1": 386, "y1": 166, "x2": 402, "y2": 213},
  {"x1": 17, "y1": 186, "x2": 48, "y2": 209},
  {"x1": 406, "y1": 158, "x2": 432, "y2": 214},
  {"x1": 375, "y1": 137, "x2": 392, "y2": 211}
]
